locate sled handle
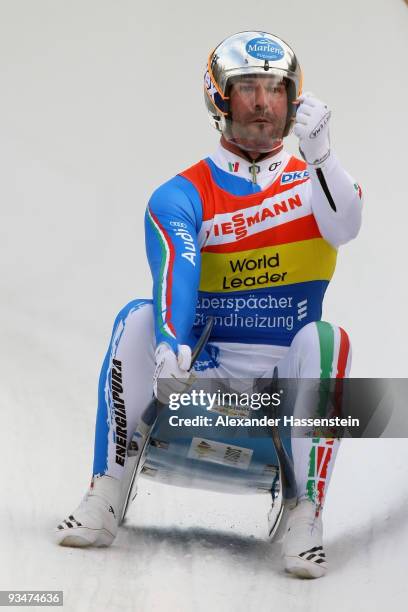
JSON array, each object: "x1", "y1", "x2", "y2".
[
  {"x1": 269, "y1": 366, "x2": 297, "y2": 507},
  {"x1": 191, "y1": 316, "x2": 214, "y2": 367}
]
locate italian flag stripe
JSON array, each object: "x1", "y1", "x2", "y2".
[
  {"x1": 336, "y1": 327, "x2": 350, "y2": 378},
  {"x1": 306, "y1": 322, "x2": 350, "y2": 508},
  {"x1": 147, "y1": 208, "x2": 177, "y2": 339},
  {"x1": 315, "y1": 321, "x2": 334, "y2": 421},
  {"x1": 316, "y1": 321, "x2": 335, "y2": 378}
]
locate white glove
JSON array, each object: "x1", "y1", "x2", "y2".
[
  {"x1": 294, "y1": 92, "x2": 331, "y2": 165},
  {"x1": 152, "y1": 342, "x2": 195, "y2": 405}
]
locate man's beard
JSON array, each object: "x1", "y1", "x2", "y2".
[{"x1": 227, "y1": 116, "x2": 286, "y2": 152}]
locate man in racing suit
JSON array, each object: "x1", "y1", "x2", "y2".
[{"x1": 55, "y1": 31, "x2": 362, "y2": 579}]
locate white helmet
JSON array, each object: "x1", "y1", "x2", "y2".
[{"x1": 204, "y1": 31, "x2": 303, "y2": 153}]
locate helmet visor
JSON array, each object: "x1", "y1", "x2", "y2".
[{"x1": 224, "y1": 74, "x2": 296, "y2": 153}]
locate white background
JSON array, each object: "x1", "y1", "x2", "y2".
[{"x1": 0, "y1": 1, "x2": 407, "y2": 611}]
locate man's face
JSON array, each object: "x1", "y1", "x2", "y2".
[{"x1": 227, "y1": 75, "x2": 288, "y2": 152}]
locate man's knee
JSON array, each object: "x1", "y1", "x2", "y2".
[
  {"x1": 112, "y1": 299, "x2": 153, "y2": 330},
  {"x1": 292, "y1": 321, "x2": 351, "y2": 378}
]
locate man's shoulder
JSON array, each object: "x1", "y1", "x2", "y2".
[{"x1": 148, "y1": 160, "x2": 206, "y2": 215}]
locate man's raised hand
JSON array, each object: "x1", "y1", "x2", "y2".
[{"x1": 294, "y1": 92, "x2": 331, "y2": 165}]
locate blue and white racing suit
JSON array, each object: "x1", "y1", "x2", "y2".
[{"x1": 93, "y1": 143, "x2": 362, "y2": 509}]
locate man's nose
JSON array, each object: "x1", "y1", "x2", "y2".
[{"x1": 254, "y1": 83, "x2": 268, "y2": 110}]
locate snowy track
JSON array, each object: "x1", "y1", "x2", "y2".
[{"x1": 1, "y1": 326, "x2": 408, "y2": 612}]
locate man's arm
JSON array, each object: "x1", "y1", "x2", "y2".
[
  {"x1": 307, "y1": 153, "x2": 363, "y2": 247},
  {"x1": 145, "y1": 175, "x2": 203, "y2": 354},
  {"x1": 294, "y1": 93, "x2": 363, "y2": 248}
]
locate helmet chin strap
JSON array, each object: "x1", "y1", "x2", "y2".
[{"x1": 220, "y1": 135, "x2": 284, "y2": 162}]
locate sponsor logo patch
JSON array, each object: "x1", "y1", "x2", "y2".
[
  {"x1": 245, "y1": 37, "x2": 285, "y2": 61},
  {"x1": 281, "y1": 170, "x2": 309, "y2": 185},
  {"x1": 228, "y1": 161, "x2": 240, "y2": 173},
  {"x1": 269, "y1": 161, "x2": 282, "y2": 172},
  {"x1": 297, "y1": 299, "x2": 308, "y2": 321},
  {"x1": 171, "y1": 225, "x2": 196, "y2": 266},
  {"x1": 213, "y1": 193, "x2": 303, "y2": 240},
  {"x1": 249, "y1": 164, "x2": 261, "y2": 176},
  {"x1": 354, "y1": 183, "x2": 362, "y2": 199},
  {"x1": 309, "y1": 111, "x2": 331, "y2": 139},
  {"x1": 111, "y1": 359, "x2": 128, "y2": 467}
]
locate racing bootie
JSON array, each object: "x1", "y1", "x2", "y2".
[
  {"x1": 282, "y1": 500, "x2": 327, "y2": 578},
  {"x1": 55, "y1": 475, "x2": 120, "y2": 547}
]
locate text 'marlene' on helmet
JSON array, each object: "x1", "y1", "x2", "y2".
[{"x1": 204, "y1": 31, "x2": 303, "y2": 154}]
